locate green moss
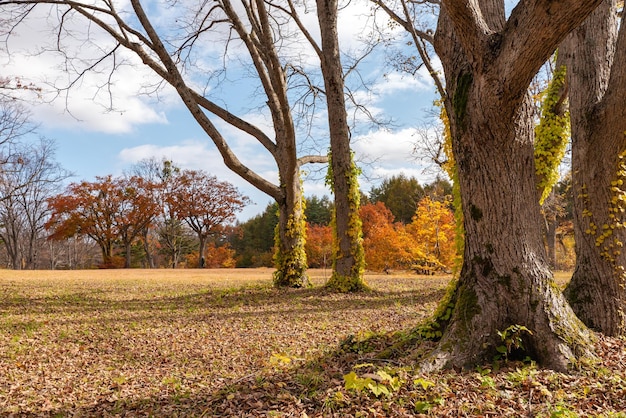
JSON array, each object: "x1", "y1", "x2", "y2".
[
  {"x1": 473, "y1": 256, "x2": 493, "y2": 277},
  {"x1": 456, "y1": 283, "x2": 481, "y2": 322},
  {"x1": 497, "y1": 275, "x2": 512, "y2": 289},
  {"x1": 470, "y1": 204, "x2": 483, "y2": 221},
  {"x1": 452, "y1": 71, "x2": 473, "y2": 132}
]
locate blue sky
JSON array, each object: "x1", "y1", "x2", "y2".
[{"x1": 3, "y1": 1, "x2": 443, "y2": 221}]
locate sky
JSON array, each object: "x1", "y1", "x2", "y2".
[{"x1": 2, "y1": 0, "x2": 443, "y2": 221}]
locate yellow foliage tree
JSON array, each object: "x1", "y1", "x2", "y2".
[
  {"x1": 407, "y1": 197, "x2": 457, "y2": 273},
  {"x1": 360, "y1": 202, "x2": 422, "y2": 272}
]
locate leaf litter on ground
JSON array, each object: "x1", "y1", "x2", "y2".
[{"x1": 0, "y1": 269, "x2": 624, "y2": 417}]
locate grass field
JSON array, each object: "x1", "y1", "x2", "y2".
[{"x1": 0, "y1": 269, "x2": 624, "y2": 417}]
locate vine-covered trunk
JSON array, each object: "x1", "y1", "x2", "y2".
[
  {"x1": 566, "y1": 150, "x2": 626, "y2": 335},
  {"x1": 317, "y1": 0, "x2": 366, "y2": 292},
  {"x1": 561, "y1": 0, "x2": 626, "y2": 336},
  {"x1": 427, "y1": 5, "x2": 597, "y2": 371},
  {"x1": 425, "y1": 86, "x2": 594, "y2": 371},
  {"x1": 273, "y1": 169, "x2": 310, "y2": 288}
]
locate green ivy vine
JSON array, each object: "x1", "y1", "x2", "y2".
[
  {"x1": 325, "y1": 150, "x2": 367, "y2": 292},
  {"x1": 534, "y1": 65, "x2": 570, "y2": 205},
  {"x1": 438, "y1": 99, "x2": 464, "y2": 275},
  {"x1": 272, "y1": 190, "x2": 309, "y2": 288}
]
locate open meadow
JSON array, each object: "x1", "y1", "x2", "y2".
[{"x1": 0, "y1": 269, "x2": 625, "y2": 417}]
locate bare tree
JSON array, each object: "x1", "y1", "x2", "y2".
[
  {"x1": 0, "y1": 0, "x2": 330, "y2": 286},
  {"x1": 126, "y1": 157, "x2": 189, "y2": 268},
  {"x1": 0, "y1": 137, "x2": 70, "y2": 269}
]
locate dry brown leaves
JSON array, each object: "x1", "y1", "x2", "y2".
[{"x1": 0, "y1": 269, "x2": 624, "y2": 417}]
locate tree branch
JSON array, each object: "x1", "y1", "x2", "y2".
[
  {"x1": 439, "y1": 0, "x2": 491, "y2": 66},
  {"x1": 297, "y1": 155, "x2": 329, "y2": 166},
  {"x1": 497, "y1": 0, "x2": 603, "y2": 102}
]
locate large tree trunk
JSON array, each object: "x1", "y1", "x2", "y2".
[
  {"x1": 273, "y1": 166, "x2": 310, "y2": 288},
  {"x1": 425, "y1": 0, "x2": 601, "y2": 371},
  {"x1": 317, "y1": 0, "x2": 366, "y2": 292},
  {"x1": 561, "y1": 0, "x2": 626, "y2": 336}
]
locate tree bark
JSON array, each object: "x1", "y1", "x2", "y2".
[
  {"x1": 273, "y1": 176, "x2": 310, "y2": 287},
  {"x1": 426, "y1": 0, "x2": 600, "y2": 371},
  {"x1": 561, "y1": 0, "x2": 626, "y2": 336},
  {"x1": 197, "y1": 235, "x2": 206, "y2": 269},
  {"x1": 124, "y1": 242, "x2": 132, "y2": 268},
  {"x1": 316, "y1": 0, "x2": 366, "y2": 292}
]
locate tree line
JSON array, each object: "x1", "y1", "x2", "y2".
[
  {"x1": 2, "y1": 0, "x2": 624, "y2": 372},
  {"x1": 0, "y1": 147, "x2": 466, "y2": 273}
]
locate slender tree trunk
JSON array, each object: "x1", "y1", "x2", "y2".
[
  {"x1": 316, "y1": 0, "x2": 366, "y2": 292},
  {"x1": 561, "y1": 0, "x2": 626, "y2": 336},
  {"x1": 546, "y1": 212, "x2": 557, "y2": 269},
  {"x1": 124, "y1": 242, "x2": 132, "y2": 268},
  {"x1": 99, "y1": 242, "x2": 114, "y2": 268},
  {"x1": 425, "y1": 2, "x2": 599, "y2": 371},
  {"x1": 197, "y1": 235, "x2": 206, "y2": 268},
  {"x1": 142, "y1": 228, "x2": 155, "y2": 269}
]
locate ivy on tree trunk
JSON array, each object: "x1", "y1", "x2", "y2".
[{"x1": 423, "y1": 0, "x2": 601, "y2": 371}]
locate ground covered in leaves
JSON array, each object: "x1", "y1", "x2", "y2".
[{"x1": 0, "y1": 269, "x2": 625, "y2": 417}]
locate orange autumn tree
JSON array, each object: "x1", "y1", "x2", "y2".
[
  {"x1": 360, "y1": 202, "x2": 422, "y2": 272},
  {"x1": 186, "y1": 242, "x2": 237, "y2": 268},
  {"x1": 407, "y1": 196, "x2": 457, "y2": 274},
  {"x1": 305, "y1": 223, "x2": 333, "y2": 269},
  {"x1": 46, "y1": 175, "x2": 161, "y2": 268}
]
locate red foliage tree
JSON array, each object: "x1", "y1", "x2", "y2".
[
  {"x1": 167, "y1": 170, "x2": 249, "y2": 268},
  {"x1": 46, "y1": 175, "x2": 161, "y2": 268},
  {"x1": 115, "y1": 176, "x2": 161, "y2": 267},
  {"x1": 46, "y1": 176, "x2": 121, "y2": 267}
]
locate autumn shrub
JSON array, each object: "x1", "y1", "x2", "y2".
[
  {"x1": 186, "y1": 243, "x2": 237, "y2": 268},
  {"x1": 98, "y1": 255, "x2": 125, "y2": 269}
]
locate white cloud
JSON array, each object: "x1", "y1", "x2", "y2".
[
  {"x1": 353, "y1": 126, "x2": 445, "y2": 189},
  {"x1": 374, "y1": 72, "x2": 433, "y2": 96},
  {"x1": 4, "y1": 5, "x2": 176, "y2": 134},
  {"x1": 353, "y1": 127, "x2": 417, "y2": 164}
]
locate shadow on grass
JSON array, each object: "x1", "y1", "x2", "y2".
[
  {"x1": 0, "y1": 277, "x2": 449, "y2": 416},
  {"x1": 0, "y1": 279, "x2": 449, "y2": 331}
]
